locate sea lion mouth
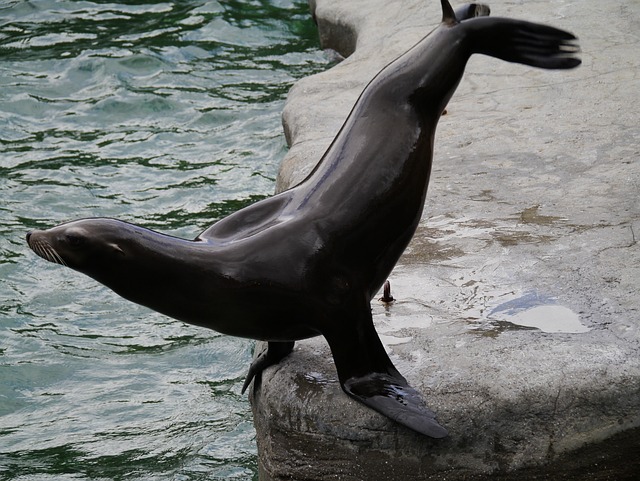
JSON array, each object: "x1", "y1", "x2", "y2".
[{"x1": 26, "y1": 232, "x2": 67, "y2": 267}]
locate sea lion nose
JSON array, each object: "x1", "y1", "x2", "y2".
[{"x1": 26, "y1": 232, "x2": 32, "y2": 243}]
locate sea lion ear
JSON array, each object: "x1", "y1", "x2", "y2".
[{"x1": 108, "y1": 243, "x2": 125, "y2": 256}]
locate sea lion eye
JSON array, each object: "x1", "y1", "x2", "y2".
[{"x1": 65, "y1": 233, "x2": 84, "y2": 247}]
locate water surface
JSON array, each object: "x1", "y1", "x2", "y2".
[{"x1": 0, "y1": 1, "x2": 329, "y2": 479}]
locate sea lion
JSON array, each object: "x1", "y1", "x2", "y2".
[{"x1": 26, "y1": 1, "x2": 580, "y2": 438}]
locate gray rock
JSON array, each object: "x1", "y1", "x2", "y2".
[{"x1": 251, "y1": 0, "x2": 640, "y2": 479}]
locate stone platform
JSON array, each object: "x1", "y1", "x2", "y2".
[{"x1": 250, "y1": 1, "x2": 640, "y2": 479}]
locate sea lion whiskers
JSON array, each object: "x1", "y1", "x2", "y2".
[
  {"x1": 28, "y1": 236, "x2": 67, "y2": 267},
  {"x1": 48, "y1": 245, "x2": 68, "y2": 267},
  {"x1": 40, "y1": 241, "x2": 64, "y2": 266}
]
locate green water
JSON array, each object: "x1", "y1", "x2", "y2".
[{"x1": 0, "y1": 1, "x2": 328, "y2": 479}]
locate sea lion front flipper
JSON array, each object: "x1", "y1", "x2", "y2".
[
  {"x1": 343, "y1": 372, "x2": 448, "y2": 439},
  {"x1": 197, "y1": 192, "x2": 293, "y2": 243},
  {"x1": 324, "y1": 305, "x2": 448, "y2": 438},
  {"x1": 242, "y1": 340, "x2": 295, "y2": 394}
]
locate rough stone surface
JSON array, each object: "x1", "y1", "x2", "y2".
[{"x1": 250, "y1": 0, "x2": 640, "y2": 479}]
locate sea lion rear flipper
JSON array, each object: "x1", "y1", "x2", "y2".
[
  {"x1": 242, "y1": 341, "x2": 295, "y2": 394},
  {"x1": 465, "y1": 16, "x2": 581, "y2": 70},
  {"x1": 324, "y1": 306, "x2": 448, "y2": 438}
]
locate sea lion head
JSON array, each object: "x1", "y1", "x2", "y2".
[
  {"x1": 27, "y1": 218, "x2": 200, "y2": 314},
  {"x1": 26, "y1": 218, "x2": 129, "y2": 275}
]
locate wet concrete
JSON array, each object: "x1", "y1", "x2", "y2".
[{"x1": 250, "y1": 0, "x2": 640, "y2": 479}]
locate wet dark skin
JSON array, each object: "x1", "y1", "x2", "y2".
[{"x1": 27, "y1": 1, "x2": 580, "y2": 437}]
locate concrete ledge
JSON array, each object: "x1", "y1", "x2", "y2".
[{"x1": 251, "y1": 1, "x2": 640, "y2": 479}]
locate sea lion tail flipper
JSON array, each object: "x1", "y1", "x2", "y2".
[
  {"x1": 469, "y1": 17, "x2": 581, "y2": 69},
  {"x1": 324, "y1": 307, "x2": 448, "y2": 438},
  {"x1": 242, "y1": 341, "x2": 295, "y2": 394}
]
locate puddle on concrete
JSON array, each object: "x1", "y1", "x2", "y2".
[
  {"x1": 491, "y1": 230, "x2": 555, "y2": 247},
  {"x1": 379, "y1": 333, "x2": 414, "y2": 346},
  {"x1": 519, "y1": 205, "x2": 567, "y2": 226},
  {"x1": 502, "y1": 305, "x2": 589, "y2": 333},
  {"x1": 372, "y1": 275, "x2": 590, "y2": 344},
  {"x1": 303, "y1": 371, "x2": 334, "y2": 386},
  {"x1": 487, "y1": 292, "x2": 590, "y2": 334},
  {"x1": 374, "y1": 296, "x2": 435, "y2": 346}
]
